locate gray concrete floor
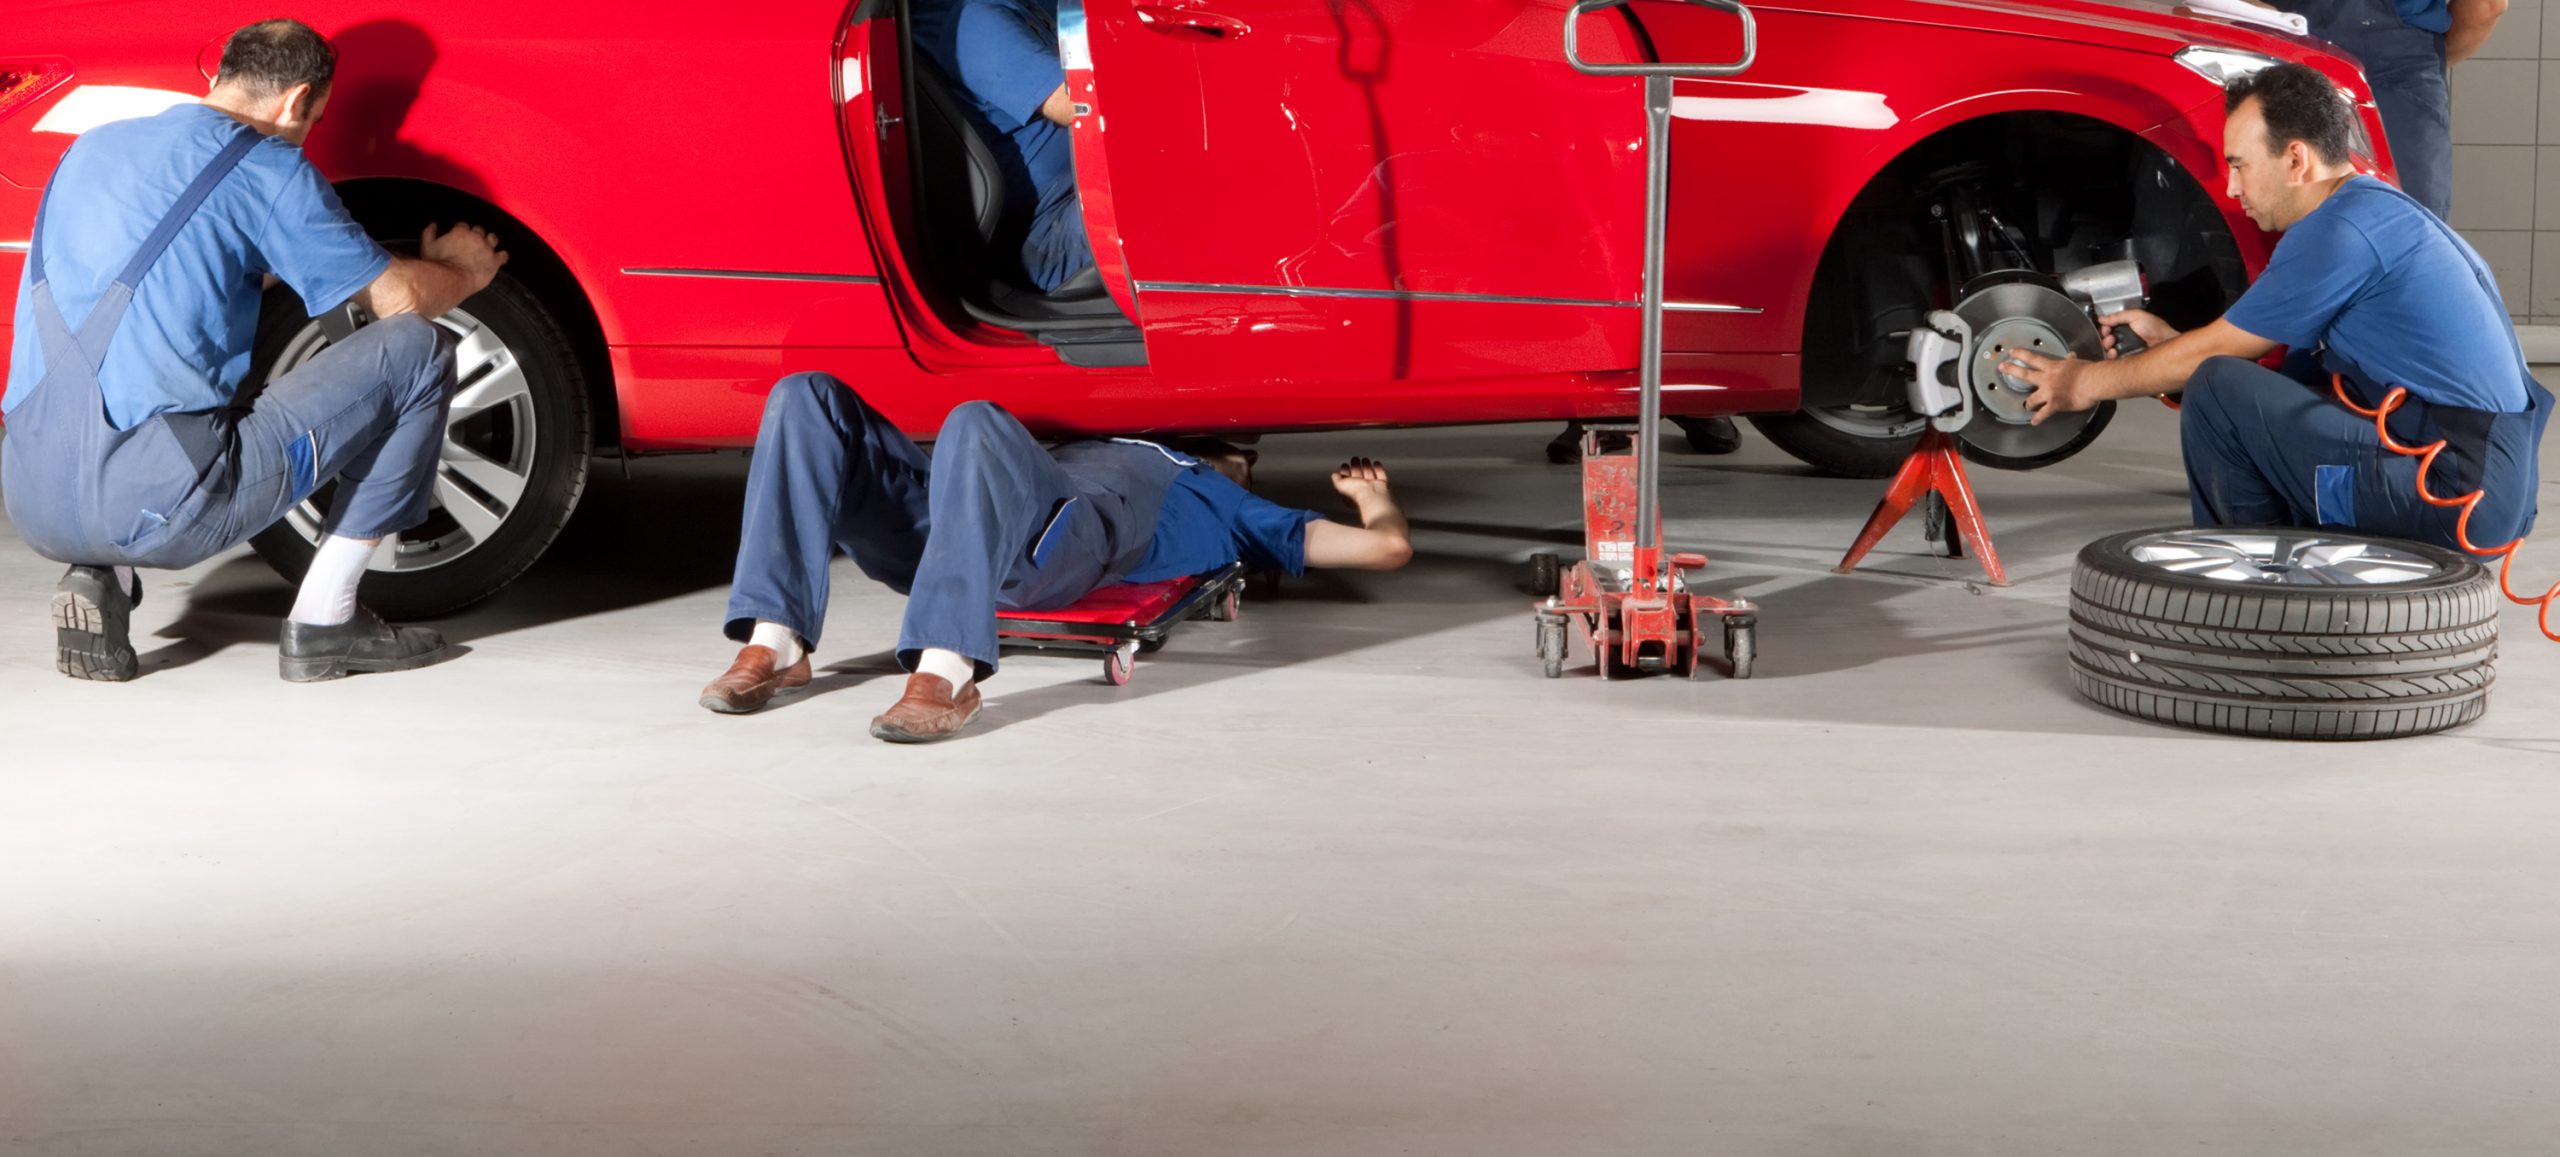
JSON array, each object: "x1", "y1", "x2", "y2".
[{"x1": 1, "y1": 394, "x2": 2556, "y2": 1156}]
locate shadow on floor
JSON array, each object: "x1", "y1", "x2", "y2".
[{"x1": 124, "y1": 457, "x2": 750, "y2": 674}]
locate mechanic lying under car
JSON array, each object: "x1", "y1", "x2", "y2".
[
  {"x1": 2005, "y1": 62, "x2": 2551, "y2": 552},
  {"x1": 699, "y1": 373, "x2": 1415, "y2": 744}
]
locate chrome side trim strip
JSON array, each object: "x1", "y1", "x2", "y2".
[
  {"x1": 0, "y1": 241, "x2": 29, "y2": 253},
  {"x1": 1134, "y1": 280, "x2": 1759, "y2": 314},
  {"x1": 622, "y1": 267, "x2": 882, "y2": 285},
  {"x1": 1136, "y1": 281, "x2": 1630, "y2": 309}
]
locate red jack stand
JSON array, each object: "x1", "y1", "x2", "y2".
[{"x1": 1833, "y1": 428, "x2": 2009, "y2": 586}]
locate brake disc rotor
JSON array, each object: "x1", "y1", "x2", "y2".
[{"x1": 1949, "y1": 272, "x2": 2105, "y2": 462}]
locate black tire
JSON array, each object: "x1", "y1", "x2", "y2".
[
  {"x1": 1528, "y1": 553, "x2": 1563, "y2": 598},
  {"x1": 1536, "y1": 616, "x2": 1567, "y2": 680},
  {"x1": 2067, "y1": 527, "x2": 2500, "y2": 740},
  {"x1": 1752, "y1": 407, "x2": 2109, "y2": 476},
  {"x1": 1747, "y1": 411, "x2": 1918, "y2": 479},
  {"x1": 245, "y1": 270, "x2": 592, "y2": 620}
]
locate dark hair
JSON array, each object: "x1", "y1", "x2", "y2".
[
  {"x1": 2224, "y1": 62, "x2": 2355, "y2": 165},
  {"x1": 215, "y1": 19, "x2": 336, "y2": 105}
]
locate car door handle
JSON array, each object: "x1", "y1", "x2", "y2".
[{"x1": 1133, "y1": 4, "x2": 1249, "y2": 39}]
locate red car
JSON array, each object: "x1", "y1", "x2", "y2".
[{"x1": 0, "y1": 0, "x2": 2389, "y2": 614}]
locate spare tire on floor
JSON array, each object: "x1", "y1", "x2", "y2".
[{"x1": 2068, "y1": 527, "x2": 2500, "y2": 740}]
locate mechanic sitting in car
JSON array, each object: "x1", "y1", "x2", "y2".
[
  {"x1": 2004, "y1": 62, "x2": 2550, "y2": 553},
  {"x1": 2, "y1": 19, "x2": 506, "y2": 683},
  {"x1": 699, "y1": 373, "x2": 1415, "y2": 743},
  {"x1": 911, "y1": 0, "x2": 1093, "y2": 293}
]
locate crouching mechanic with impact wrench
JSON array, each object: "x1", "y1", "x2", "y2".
[
  {"x1": 698, "y1": 372, "x2": 1416, "y2": 744},
  {"x1": 2005, "y1": 62, "x2": 2552, "y2": 565},
  {"x1": 3, "y1": 20, "x2": 505, "y2": 682}
]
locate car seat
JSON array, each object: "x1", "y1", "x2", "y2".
[{"x1": 909, "y1": 58, "x2": 1124, "y2": 327}]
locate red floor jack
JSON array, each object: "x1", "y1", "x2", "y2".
[
  {"x1": 1530, "y1": 2, "x2": 1759, "y2": 681},
  {"x1": 996, "y1": 561, "x2": 1247, "y2": 685}
]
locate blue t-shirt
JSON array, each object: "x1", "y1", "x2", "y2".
[
  {"x1": 1122, "y1": 466, "x2": 1325, "y2": 584},
  {"x1": 2395, "y1": 0, "x2": 2453, "y2": 34},
  {"x1": 2225, "y1": 176, "x2": 2530, "y2": 415},
  {"x1": 4, "y1": 104, "x2": 390, "y2": 430},
  {"x1": 910, "y1": 0, "x2": 1081, "y2": 289}
]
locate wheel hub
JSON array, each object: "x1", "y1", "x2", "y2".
[
  {"x1": 268, "y1": 305, "x2": 538, "y2": 574},
  {"x1": 2125, "y1": 530, "x2": 2448, "y2": 586},
  {"x1": 1947, "y1": 273, "x2": 2105, "y2": 463}
]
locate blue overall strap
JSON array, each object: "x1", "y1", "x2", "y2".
[
  {"x1": 109, "y1": 125, "x2": 261, "y2": 293},
  {"x1": 25, "y1": 124, "x2": 263, "y2": 376}
]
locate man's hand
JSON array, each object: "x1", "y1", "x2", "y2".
[
  {"x1": 420, "y1": 222, "x2": 507, "y2": 296},
  {"x1": 1331, "y1": 456, "x2": 1392, "y2": 507},
  {"x1": 2001, "y1": 349, "x2": 2101, "y2": 426},
  {"x1": 2099, "y1": 309, "x2": 2179, "y2": 358},
  {"x1": 1305, "y1": 457, "x2": 1412, "y2": 571},
  {"x1": 360, "y1": 223, "x2": 509, "y2": 319}
]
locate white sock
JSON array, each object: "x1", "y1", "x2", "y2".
[
  {"x1": 748, "y1": 621, "x2": 806, "y2": 669},
  {"x1": 916, "y1": 647, "x2": 975, "y2": 691},
  {"x1": 111, "y1": 566, "x2": 138, "y2": 602},
  {"x1": 288, "y1": 535, "x2": 375, "y2": 626}
]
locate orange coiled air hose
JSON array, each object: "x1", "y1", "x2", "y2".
[{"x1": 2330, "y1": 375, "x2": 2558, "y2": 643}]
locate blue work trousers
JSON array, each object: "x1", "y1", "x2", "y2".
[
  {"x1": 2281, "y1": 0, "x2": 2453, "y2": 218},
  {"x1": 2180, "y1": 356, "x2": 2461, "y2": 546},
  {"x1": 3, "y1": 313, "x2": 458, "y2": 570},
  {"x1": 1024, "y1": 198, "x2": 1095, "y2": 294},
  {"x1": 722, "y1": 373, "x2": 1116, "y2": 680}
]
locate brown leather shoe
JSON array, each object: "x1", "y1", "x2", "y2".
[
  {"x1": 698, "y1": 645, "x2": 812, "y2": 714},
  {"x1": 868, "y1": 673, "x2": 983, "y2": 743}
]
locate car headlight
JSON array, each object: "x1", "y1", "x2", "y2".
[{"x1": 2176, "y1": 46, "x2": 2283, "y2": 86}]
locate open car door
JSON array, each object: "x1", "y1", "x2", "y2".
[{"x1": 1060, "y1": 0, "x2": 1668, "y2": 418}]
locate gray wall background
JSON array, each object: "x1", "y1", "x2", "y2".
[{"x1": 2448, "y1": 0, "x2": 2552, "y2": 322}]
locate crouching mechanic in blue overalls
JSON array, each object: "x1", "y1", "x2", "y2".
[
  {"x1": 2004, "y1": 63, "x2": 2551, "y2": 551},
  {"x1": 4, "y1": 21, "x2": 506, "y2": 683},
  {"x1": 698, "y1": 374, "x2": 1416, "y2": 743}
]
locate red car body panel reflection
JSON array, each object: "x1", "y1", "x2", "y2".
[{"x1": 0, "y1": 0, "x2": 2388, "y2": 449}]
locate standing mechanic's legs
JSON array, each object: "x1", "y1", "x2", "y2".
[
  {"x1": 2282, "y1": 0, "x2": 2453, "y2": 217},
  {"x1": 2178, "y1": 356, "x2": 2454, "y2": 544},
  {"x1": 2370, "y1": 59, "x2": 2453, "y2": 219},
  {"x1": 704, "y1": 372, "x2": 934, "y2": 714}
]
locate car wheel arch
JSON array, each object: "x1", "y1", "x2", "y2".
[
  {"x1": 1792, "y1": 106, "x2": 2246, "y2": 404},
  {"x1": 330, "y1": 176, "x2": 622, "y2": 451}
]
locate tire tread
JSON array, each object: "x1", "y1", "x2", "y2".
[{"x1": 2066, "y1": 527, "x2": 2500, "y2": 740}]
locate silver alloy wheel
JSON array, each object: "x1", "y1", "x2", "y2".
[
  {"x1": 2125, "y1": 530, "x2": 2449, "y2": 586},
  {"x1": 268, "y1": 305, "x2": 536, "y2": 572}
]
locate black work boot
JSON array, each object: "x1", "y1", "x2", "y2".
[
  {"x1": 52, "y1": 565, "x2": 138, "y2": 682},
  {"x1": 278, "y1": 606, "x2": 452, "y2": 683},
  {"x1": 1674, "y1": 415, "x2": 1744, "y2": 456}
]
